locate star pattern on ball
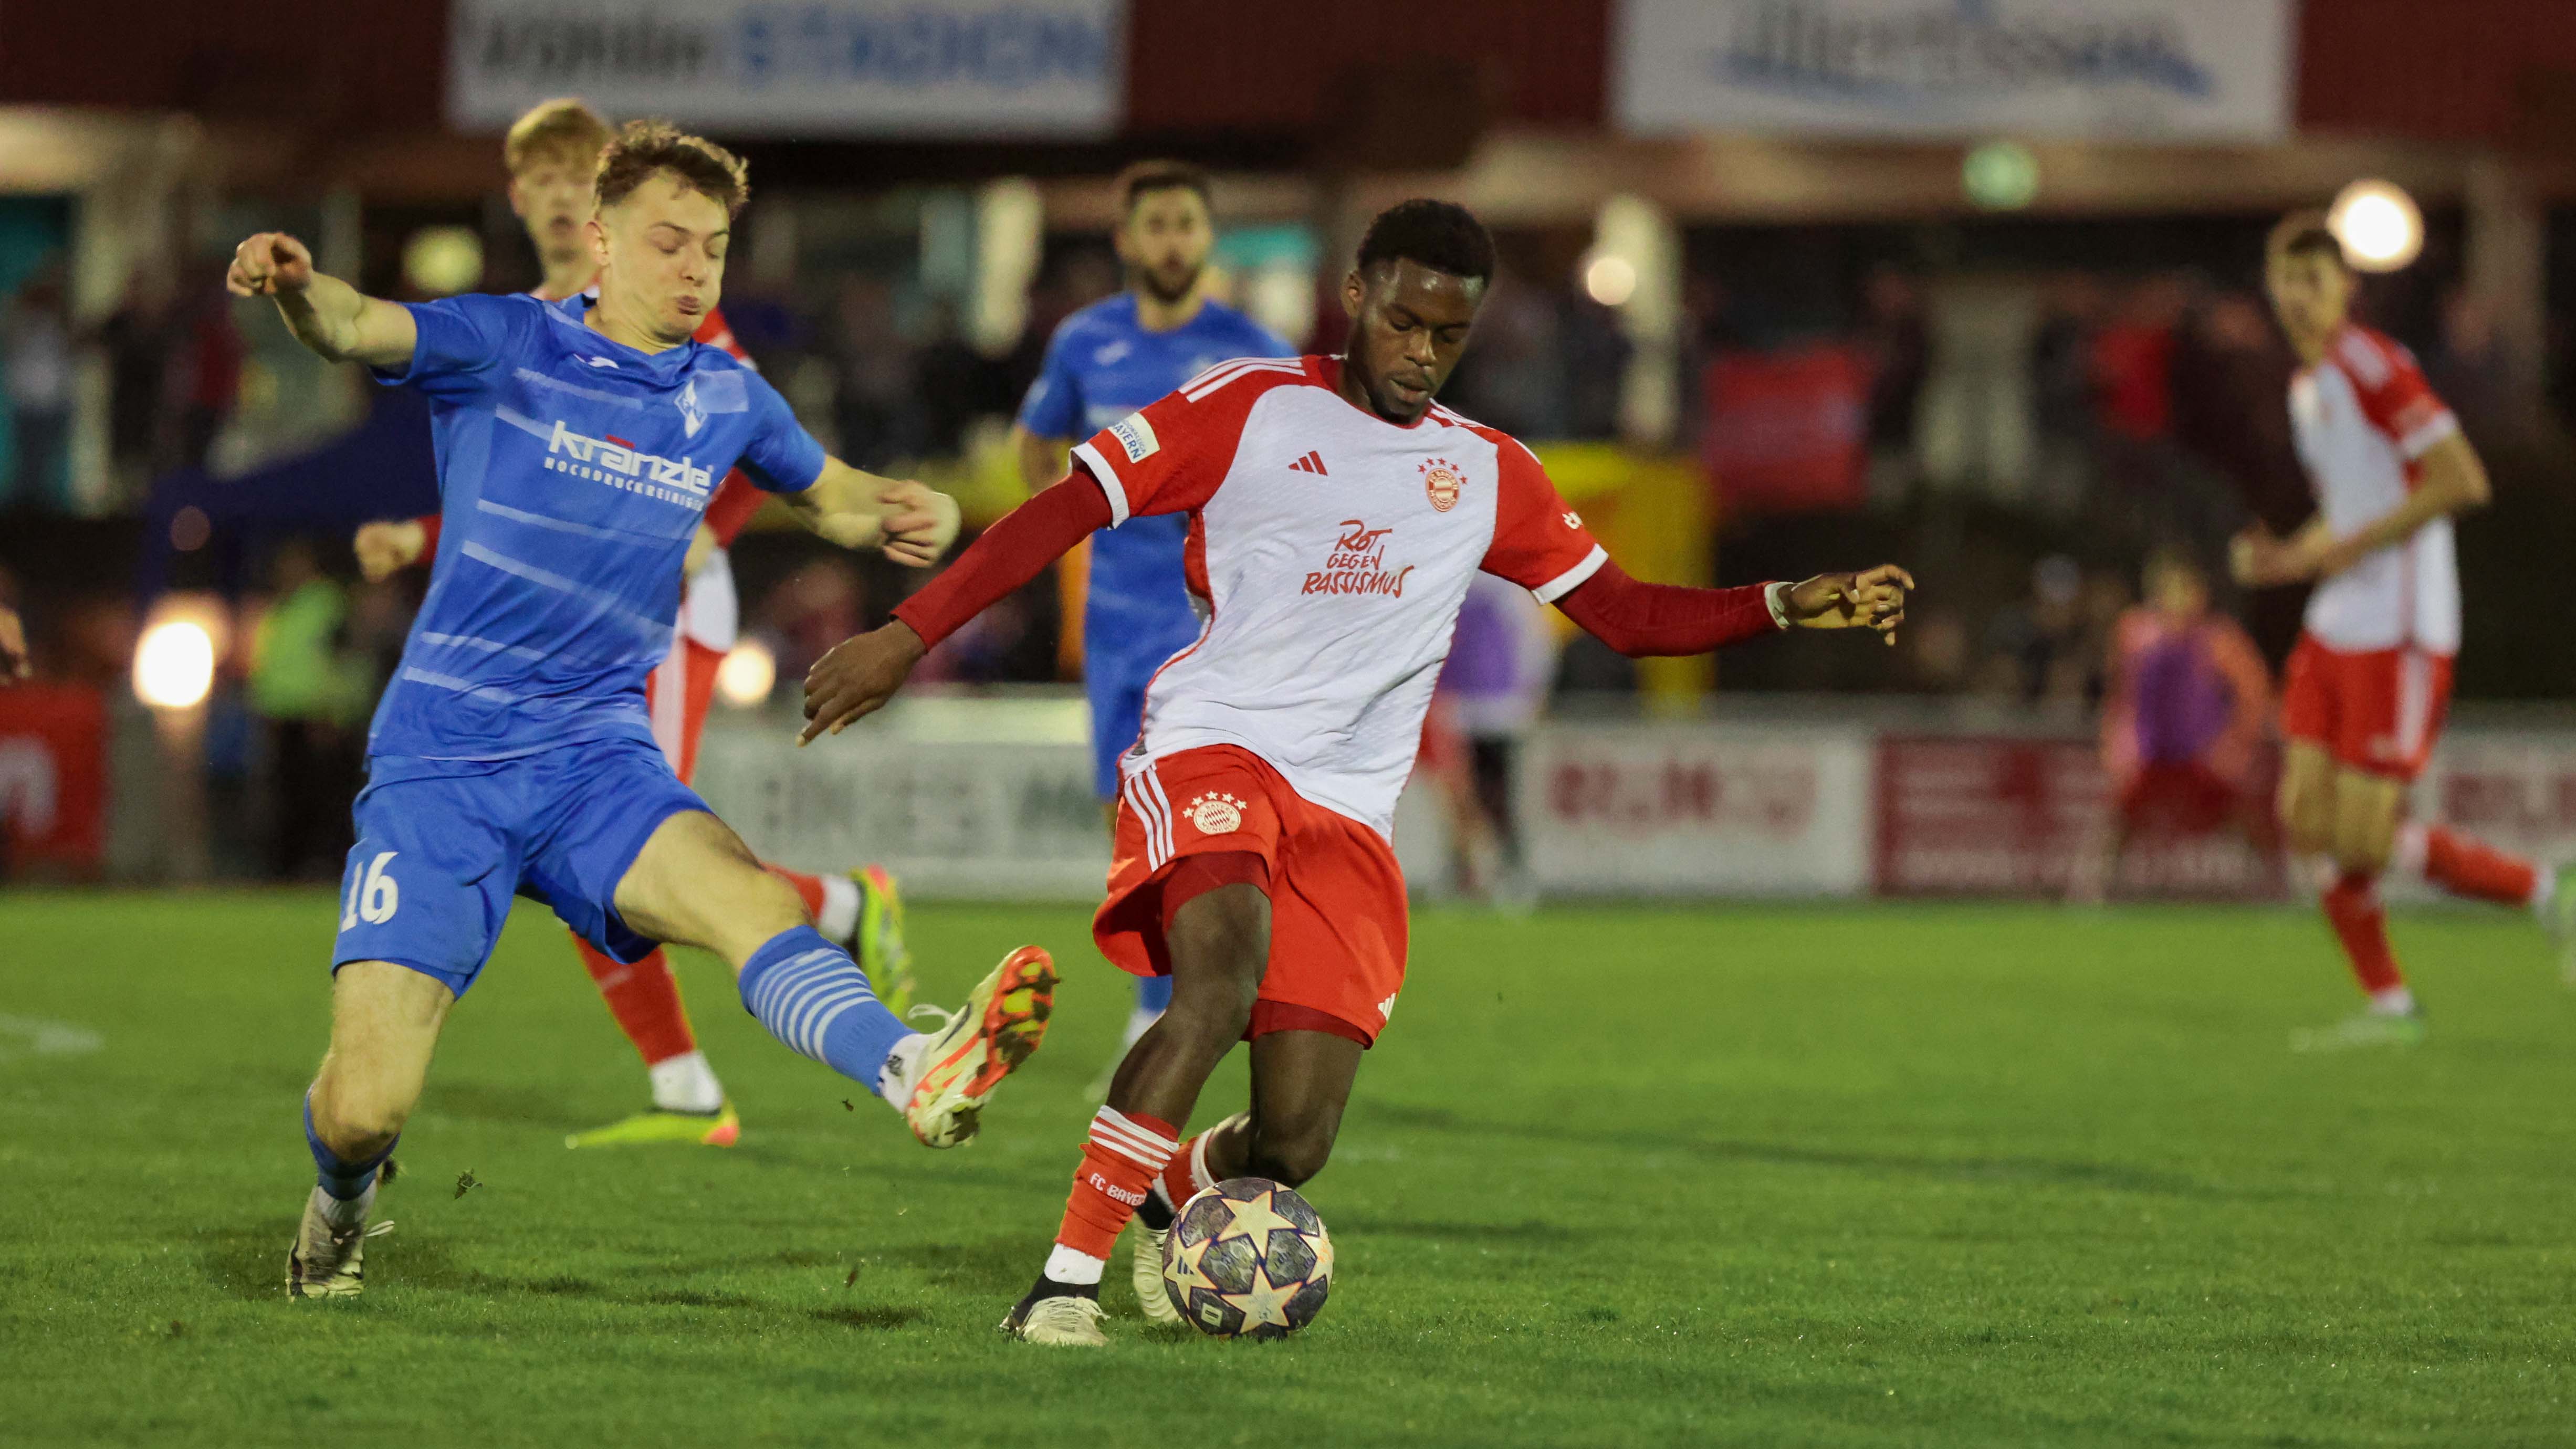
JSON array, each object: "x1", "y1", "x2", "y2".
[
  {"x1": 1166, "y1": 1231, "x2": 1222, "y2": 1294},
  {"x1": 1216, "y1": 1258, "x2": 1300, "y2": 1332},
  {"x1": 1216, "y1": 1186, "x2": 1305, "y2": 1245}
]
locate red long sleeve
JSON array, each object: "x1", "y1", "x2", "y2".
[
  {"x1": 893, "y1": 472, "x2": 1112, "y2": 648},
  {"x1": 701, "y1": 471, "x2": 767, "y2": 548},
  {"x1": 1554, "y1": 559, "x2": 1781, "y2": 656}
]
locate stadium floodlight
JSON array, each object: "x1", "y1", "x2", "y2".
[
  {"x1": 715, "y1": 639, "x2": 777, "y2": 709},
  {"x1": 403, "y1": 227, "x2": 485, "y2": 296},
  {"x1": 2328, "y1": 180, "x2": 2423, "y2": 272},
  {"x1": 133, "y1": 620, "x2": 215, "y2": 710},
  {"x1": 1962, "y1": 141, "x2": 2040, "y2": 211},
  {"x1": 1582, "y1": 253, "x2": 1639, "y2": 308}
]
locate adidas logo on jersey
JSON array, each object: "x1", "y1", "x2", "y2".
[
  {"x1": 1288, "y1": 450, "x2": 1328, "y2": 475},
  {"x1": 544, "y1": 418, "x2": 713, "y2": 500}
]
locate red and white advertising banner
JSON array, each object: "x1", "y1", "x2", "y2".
[
  {"x1": 1873, "y1": 735, "x2": 2283, "y2": 899},
  {"x1": 1519, "y1": 722, "x2": 1873, "y2": 896},
  {"x1": 2390, "y1": 732, "x2": 2576, "y2": 904},
  {"x1": 0, "y1": 685, "x2": 109, "y2": 876}
]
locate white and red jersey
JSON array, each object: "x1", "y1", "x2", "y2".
[
  {"x1": 1070, "y1": 355, "x2": 1606, "y2": 837},
  {"x1": 2288, "y1": 324, "x2": 2463, "y2": 654}
]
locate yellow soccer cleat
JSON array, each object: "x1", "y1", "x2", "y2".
[
  {"x1": 563, "y1": 1101, "x2": 741, "y2": 1149},
  {"x1": 1001, "y1": 1292, "x2": 1109, "y2": 1347},
  {"x1": 1130, "y1": 1219, "x2": 1181, "y2": 1324},
  {"x1": 855, "y1": 864, "x2": 916, "y2": 1018},
  {"x1": 896, "y1": 946, "x2": 1056, "y2": 1149}
]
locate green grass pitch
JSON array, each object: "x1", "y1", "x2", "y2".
[{"x1": 4, "y1": 891, "x2": 2573, "y2": 1446}]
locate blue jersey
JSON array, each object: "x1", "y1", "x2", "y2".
[
  {"x1": 366, "y1": 292, "x2": 825, "y2": 763},
  {"x1": 1017, "y1": 294, "x2": 1291, "y2": 649}
]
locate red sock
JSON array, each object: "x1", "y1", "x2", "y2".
[
  {"x1": 2320, "y1": 872, "x2": 2407, "y2": 999},
  {"x1": 767, "y1": 865, "x2": 828, "y2": 918},
  {"x1": 1057, "y1": 1106, "x2": 1177, "y2": 1259},
  {"x1": 1156, "y1": 1128, "x2": 1217, "y2": 1212},
  {"x1": 2412, "y1": 825, "x2": 2539, "y2": 907},
  {"x1": 572, "y1": 933, "x2": 698, "y2": 1066}
]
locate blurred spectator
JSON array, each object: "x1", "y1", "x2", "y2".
[
  {"x1": 1442, "y1": 269, "x2": 1568, "y2": 438},
  {"x1": 2427, "y1": 285, "x2": 2509, "y2": 440},
  {"x1": 758, "y1": 556, "x2": 866, "y2": 686},
  {"x1": 1980, "y1": 554, "x2": 2095, "y2": 705},
  {"x1": 1559, "y1": 292, "x2": 1630, "y2": 440},
  {"x1": 1859, "y1": 265, "x2": 1929, "y2": 455},
  {"x1": 1422, "y1": 575, "x2": 1558, "y2": 905},
  {"x1": 828, "y1": 276, "x2": 919, "y2": 470},
  {"x1": 909, "y1": 298, "x2": 990, "y2": 462},
  {"x1": 94, "y1": 274, "x2": 177, "y2": 497},
  {"x1": 247, "y1": 539, "x2": 366, "y2": 879},
  {"x1": 166, "y1": 279, "x2": 244, "y2": 474},
  {"x1": 2070, "y1": 549, "x2": 2273, "y2": 901},
  {"x1": 4, "y1": 268, "x2": 75, "y2": 510}
]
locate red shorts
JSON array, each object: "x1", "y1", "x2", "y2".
[
  {"x1": 2279, "y1": 635, "x2": 2452, "y2": 782},
  {"x1": 647, "y1": 637, "x2": 725, "y2": 783},
  {"x1": 1095, "y1": 744, "x2": 1407, "y2": 1047},
  {"x1": 2116, "y1": 759, "x2": 2243, "y2": 835}
]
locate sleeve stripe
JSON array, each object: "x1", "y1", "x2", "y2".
[
  {"x1": 1070, "y1": 439, "x2": 1130, "y2": 526},
  {"x1": 2397, "y1": 410, "x2": 2460, "y2": 461},
  {"x1": 1180, "y1": 358, "x2": 1304, "y2": 401},
  {"x1": 1531, "y1": 545, "x2": 1609, "y2": 605}
]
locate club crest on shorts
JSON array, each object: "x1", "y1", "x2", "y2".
[
  {"x1": 1420, "y1": 458, "x2": 1463, "y2": 512},
  {"x1": 1186, "y1": 792, "x2": 1247, "y2": 836}
]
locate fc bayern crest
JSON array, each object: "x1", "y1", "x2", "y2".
[
  {"x1": 1186, "y1": 792, "x2": 1245, "y2": 835},
  {"x1": 1420, "y1": 458, "x2": 1463, "y2": 512}
]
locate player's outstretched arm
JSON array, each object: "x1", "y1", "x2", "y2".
[
  {"x1": 0, "y1": 604, "x2": 29, "y2": 682},
  {"x1": 1555, "y1": 560, "x2": 1911, "y2": 657},
  {"x1": 225, "y1": 233, "x2": 417, "y2": 369},
  {"x1": 800, "y1": 471, "x2": 1111, "y2": 742},
  {"x1": 780, "y1": 460, "x2": 962, "y2": 564}
]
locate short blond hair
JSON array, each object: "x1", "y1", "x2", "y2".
[{"x1": 505, "y1": 98, "x2": 613, "y2": 177}]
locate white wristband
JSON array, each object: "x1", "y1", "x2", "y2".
[{"x1": 1764, "y1": 581, "x2": 1792, "y2": 630}]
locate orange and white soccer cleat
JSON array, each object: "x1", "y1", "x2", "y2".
[{"x1": 893, "y1": 946, "x2": 1056, "y2": 1148}]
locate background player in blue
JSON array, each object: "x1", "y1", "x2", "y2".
[
  {"x1": 1012, "y1": 160, "x2": 1292, "y2": 1070},
  {"x1": 226, "y1": 122, "x2": 1060, "y2": 1299}
]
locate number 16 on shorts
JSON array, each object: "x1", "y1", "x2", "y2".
[{"x1": 341, "y1": 850, "x2": 401, "y2": 929}]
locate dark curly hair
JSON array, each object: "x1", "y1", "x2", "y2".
[
  {"x1": 1355, "y1": 199, "x2": 1494, "y2": 286},
  {"x1": 596, "y1": 120, "x2": 749, "y2": 219}
]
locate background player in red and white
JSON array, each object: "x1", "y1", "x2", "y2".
[
  {"x1": 2235, "y1": 213, "x2": 2574, "y2": 1048},
  {"x1": 352, "y1": 100, "x2": 910, "y2": 1146},
  {"x1": 801, "y1": 201, "x2": 1914, "y2": 1345}
]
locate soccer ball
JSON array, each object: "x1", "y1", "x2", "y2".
[{"x1": 1159, "y1": 1177, "x2": 1332, "y2": 1338}]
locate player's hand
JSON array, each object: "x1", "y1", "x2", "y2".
[
  {"x1": 0, "y1": 605, "x2": 28, "y2": 683},
  {"x1": 2229, "y1": 526, "x2": 2310, "y2": 587},
  {"x1": 1784, "y1": 565, "x2": 1913, "y2": 643},
  {"x1": 878, "y1": 481, "x2": 960, "y2": 568},
  {"x1": 2308, "y1": 536, "x2": 2367, "y2": 582},
  {"x1": 682, "y1": 523, "x2": 719, "y2": 580},
  {"x1": 352, "y1": 520, "x2": 428, "y2": 583},
  {"x1": 801, "y1": 621, "x2": 928, "y2": 744},
  {"x1": 226, "y1": 233, "x2": 315, "y2": 298}
]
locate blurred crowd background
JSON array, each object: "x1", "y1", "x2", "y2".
[{"x1": 2, "y1": 0, "x2": 2572, "y2": 886}]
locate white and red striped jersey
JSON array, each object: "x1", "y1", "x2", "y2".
[
  {"x1": 1071, "y1": 355, "x2": 1606, "y2": 836},
  {"x1": 2288, "y1": 324, "x2": 2463, "y2": 654}
]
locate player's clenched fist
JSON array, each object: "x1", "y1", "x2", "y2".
[
  {"x1": 0, "y1": 604, "x2": 29, "y2": 682},
  {"x1": 877, "y1": 480, "x2": 960, "y2": 568},
  {"x1": 226, "y1": 233, "x2": 316, "y2": 299},
  {"x1": 1783, "y1": 564, "x2": 1914, "y2": 643},
  {"x1": 353, "y1": 520, "x2": 428, "y2": 583},
  {"x1": 800, "y1": 621, "x2": 928, "y2": 744}
]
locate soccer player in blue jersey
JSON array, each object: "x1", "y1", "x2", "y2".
[
  {"x1": 1013, "y1": 161, "x2": 1292, "y2": 1067},
  {"x1": 230, "y1": 122, "x2": 1059, "y2": 1298}
]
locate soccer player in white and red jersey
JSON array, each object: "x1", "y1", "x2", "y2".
[
  {"x1": 801, "y1": 201, "x2": 1914, "y2": 1345},
  {"x1": 352, "y1": 99, "x2": 912, "y2": 1147},
  {"x1": 2235, "y1": 213, "x2": 2574, "y2": 1049}
]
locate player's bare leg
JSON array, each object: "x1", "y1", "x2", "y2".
[
  {"x1": 1007, "y1": 876, "x2": 1269, "y2": 1345},
  {"x1": 289, "y1": 962, "x2": 453, "y2": 1297},
  {"x1": 2292, "y1": 758, "x2": 2425, "y2": 1050},
  {"x1": 613, "y1": 810, "x2": 1053, "y2": 1147}
]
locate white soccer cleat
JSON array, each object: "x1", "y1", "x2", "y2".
[
  {"x1": 893, "y1": 946, "x2": 1056, "y2": 1149},
  {"x1": 2547, "y1": 862, "x2": 2576, "y2": 986},
  {"x1": 1002, "y1": 1293, "x2": 1109, "y2": 1347},
  {"x1": 285, "y1": 1188, "x2": 394, "y2": 1300},
  {"x1": 1131, "y1": 1220, "x2": 1180, "y2": 1324}
]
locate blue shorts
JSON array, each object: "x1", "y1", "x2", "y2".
[
  {"x1": 1091, "y1": 644, "x2": 1197, "y2": 800},
  {"x1": 330, "y1": 737, "x2": 708, "y2": 998}
]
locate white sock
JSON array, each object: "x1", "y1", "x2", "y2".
[
  {"x1": 815, "y1": 874, "x2": 862, "y2": 944},
  {"x1": 1043, "y1": 1243, "x2": 1106, "y2": 1286},
  {"x1": 647, "y1": 1051, "x2": 725, "y2": 1114},
  {"x1": 2369, "y1": 985, "x2": 2418, "y2": 1016},
  {"x1": 314, "y1": 1181, "x2": 375, "y2": 1229},
  {"x1": 2532, "y1": 867, "x2": 2558, "y2": 915},
  {"x1": 2393, "y1": 823, "x2": 2430, "y2": 877},
  {"x1": 875, "y1": 1031, "x2": 928, "y2": 1106}
]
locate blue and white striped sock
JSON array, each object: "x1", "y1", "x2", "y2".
[
  {"x1": 739, "y1": 926, "x2": 915, "y2": 1098},
  {"x1": 304, "y1": 1093, "x2": 393, "y2": 1217}
]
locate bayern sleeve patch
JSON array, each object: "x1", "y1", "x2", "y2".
[{"x1": 1108, "y1": 411, "x2": 1160, "y2": 464}]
